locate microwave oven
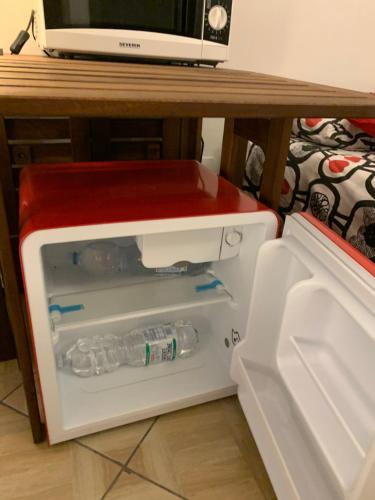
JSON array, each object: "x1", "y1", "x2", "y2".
[{"x1": 35, "y1": 0, "x2": 233, "y2": 65}]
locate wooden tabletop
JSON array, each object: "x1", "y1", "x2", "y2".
[{"x1": 0, "y1": 55, "x2": 375, "y2": 119}]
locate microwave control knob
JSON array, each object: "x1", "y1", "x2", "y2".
[
  {"x1": 225, "y1": 230, "x2": 242, "y2": 247},
  {"x1": 208, "y1": 5, "x2": 228, "y2": 31}
]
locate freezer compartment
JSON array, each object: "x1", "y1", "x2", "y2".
[
  {"x1": 52, "y1": 304, "x2": 237, "y2": 443},
  {"x1": 42, "y1": 235, "x2": 222, "y2": 330},
  {"x1": 41, "y1": 223, "x2": 265, "y2": 338},
  {"x1": 42, "y1": 235, "x2": 213, "y2": 297}
]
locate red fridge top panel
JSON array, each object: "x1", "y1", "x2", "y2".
[{"x1": 19, "y1": 160, "x2": 273, "y2": 240}]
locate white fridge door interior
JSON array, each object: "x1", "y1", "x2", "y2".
[{"x1": 231, "y1": 214, "x2": 375, "y2": 500}]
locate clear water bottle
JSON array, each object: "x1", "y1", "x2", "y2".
[
  {"x1": 73, "y1": 241, "x2": 208, "y2": 277},
  {"x1": 58, "y1": 321, "x2": 199, "y2": 377},
  {"x1": 123, "y1": 321, "x2": 199, "y2": 367},
  {"x1": 62, "y1": 334, "x2": 123, "y2": 377},
  {"x1": 74, "y1": 242, "x2": 127, "y2": 276},
  {"x1": 148, "y1": 262, "x2": 210, "y2": 277}
]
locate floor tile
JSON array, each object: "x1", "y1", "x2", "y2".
[
  {"x1": 128, "y1": 396, "x2": 276, "y2": 500},
  {"x1": 0, "y1": 405, "x2": 121, "y2": 500},
  {"x1": 77, "y1": 418, "x2": 155, "y2": 464},
  {"x1": 0, "y1": 360, "x2": 22, "y2": 400},
  {"x1": 3, "y1": 385, "x2": 28, "y2": 415},
  {"x1": 106, "y1": 471, "x2": 180, "y2": 500}
]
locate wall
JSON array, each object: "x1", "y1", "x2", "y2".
[
  {"x1": 0, "y1": 0, "x2": 41, "y2": 55},
  {"x1": 227, "y1": 0, "x2": 375, "y2": 91},
  {"x1": 204, "y1": 0, "x2": 375, "y2": 170}
]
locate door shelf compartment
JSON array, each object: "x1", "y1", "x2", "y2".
[
  {"x1": 230, "y1": 222, "x2": 375, "y2": 500},
  {"x1": 55, "y1": 314, "x2": 235, "y2": 442},
  {"x1": 290, "y1": 336, "x2": 375, "y2": 454},
  {"x1": 277, "y1": 285, "x2": 375, "y2": 497},
  {"x1": 51, "y1": 272, "x2": 232, "y2": 332},
  {"x1": 236, "y1": 358, "x2": 339, "y2": 500}
]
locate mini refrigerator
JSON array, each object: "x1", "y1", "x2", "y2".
[{"x1": 20, "y1": 160, "x2": 375, "y2": 500}]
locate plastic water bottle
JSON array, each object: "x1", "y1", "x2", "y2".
[
  {"x1": 148, "y1": 262, "x2": 210, "y2": 277},
  {"x1": 58, "y1": 321, "x2": 199, "y2": 377},
  {"x1": 62, "y1": 334, "x2": 123, "y2": 377},
  {"x1": 123, "y1": 321, "x2": 199, "y2": 367},
  {"x1": 74, "y1": 241, "x2": 127, "y2": 276},
  {"x1": 74, "y1": 241, "x2": 208, "y2": 277}
]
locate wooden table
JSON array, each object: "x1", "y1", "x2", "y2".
[{"x1": 1, "y1": 55, "x2": 375, "y2": 442}]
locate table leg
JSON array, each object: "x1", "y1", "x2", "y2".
[
  {"x1": 0, "y1": 120, "x2": 44, "y2": 443},
  {"x1": 220, "y1": 119, "x2": 248, "y2": 187},
  {"x1": 0, "y1": 194, "x2": 44, "y2": 442},
  {"x1": 220, "y1": 117, "x2": 293, "y2": 210},
  {"x1": 259, "y1": 118, "x2": 293, "y2": 210},
  {"x1": 163, "y1": 118, "x2": 203, "y2": 160}
]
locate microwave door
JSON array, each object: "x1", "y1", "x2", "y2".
[
  {"x1": 42, "y1": 0, "x2": 204, "y2": 39},
  {"x1": 40, "y1": 0, "x2": 210, "y2": 62}
]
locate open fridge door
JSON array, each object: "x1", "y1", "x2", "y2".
[{"x1": 231, "y1": 213, "x2": 375, "y2": 500}]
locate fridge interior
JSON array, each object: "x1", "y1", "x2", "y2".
[
  {"x1": 232, "y1": 224, "x2": 375, "y2": 500},
  {"x1": 39, "y1": 222, "x2": 267, "y2": 440}
]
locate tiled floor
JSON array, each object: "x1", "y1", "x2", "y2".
[{"x1": 0, "y1": 360, "x2": 276, "y2": 500}]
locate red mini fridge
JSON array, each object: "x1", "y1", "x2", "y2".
[{"x1": 20, "y1": 160, "x2": 375, "y2": 500}]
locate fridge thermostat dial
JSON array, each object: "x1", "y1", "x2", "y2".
[{"x1": 225, "y1": 230, "x2": 243, "y2": 247}]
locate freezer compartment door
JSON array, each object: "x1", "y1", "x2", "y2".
[
  {"x1": 231, "y1": 213, "x2": 375, "y2": 500},
  {"x1": 137, "y1": 226, "x2": 244, "y2": 268}
]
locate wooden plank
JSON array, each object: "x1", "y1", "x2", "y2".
[
  {"x1": 0, "y1": 71, "x2": 352, "y2": 96},
  {"x1": 10, "y1": 143, "x2": 72, "y2": 164},
  {"x1": 6, "y1": 118, "x2": 70, "y2": 140},
  {"x1": 0, "y1": 77, "x2": 366, "y2": 99},
  {"x1": 146, "y1": 143, "x2": 162, "y2": 161},
  {"x1": 162, "y1": 119, "x2": 181, "y2": 160},
  {"x1": 234, "y1": 118, "x2": 270, "y2": 150},
  {"x1": 0, "y1": 56, "x2": 368, "y2": 98},
  {"x1": 110, "y1": 141, "x2": 161, "y2": 161},
  {"x1": 0, "y1": 56, "x2": 375, "y2": 118},
  {"x1": 260, "y1": 118, "x2": 293, "y2": 210},
  {"x1": 220, "y1": 119, "x2": 248, "y2": 187},
  {"x1": 0, "y1": 57, "x2": 346, "y2": 88},
  {"x1": 180, "y1": 119, "x2": 203, "y2": 160},
  {"x1": 0, "y1": 175, "x2": 44, "y2": 442},
  {"x1": 70, "y1": 118, "x2": 91, "y2": 162},
  {"x1": 2, "y1": 93, "x2": 375, "y2": 119},
  {"x1": 110, "y1": 119, "x2": 162, "y2": 139},
  {"x1": 91, "y1": 119, "x2": 111, "y2": 161}
]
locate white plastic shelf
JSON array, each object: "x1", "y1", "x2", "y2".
[
  {"x1": 50, "y1": 273, "x2": 231, "y2": 332},
  {"x1": 56, "y1": 320, "x2": 235, "y2": 442}
]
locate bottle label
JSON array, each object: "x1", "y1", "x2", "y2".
[
  {"x1": 153, "y1": 265, "x2": 187, "y2": 274},
  {"x1": 144, "y1": 326, "x2": 177, "y2": 365}
]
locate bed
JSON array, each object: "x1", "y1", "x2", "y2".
[{"x1": 243, "y1": 118, "x2": 375, "y2": 262}]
